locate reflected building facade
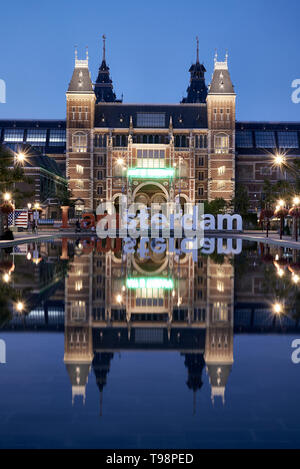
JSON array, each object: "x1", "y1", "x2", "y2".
[{"x1": 64, "y1": 238, "x2": 234, "y2": 410}]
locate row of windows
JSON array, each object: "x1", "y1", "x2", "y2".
[
  {"x1": 137, "y1": 149, "x2": 165, "y2": 168},
  {"x1": 213, "y1": 108, "x2": 231, "y2": 121},
  {"x1": 236, "y1": 130, "x2": 299, "y2": 149},
  {"x1": 1, "y1": 128, "x2": 66, "y2": 146},
  {"x1": 93, "y1": 133, "x2": 208, "y2": 148}
]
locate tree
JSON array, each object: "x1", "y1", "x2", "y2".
[
  {"x1": 56, "y1": 184, "x2": 74, "y2": 207},
  {"x1": 204, "y1": 198, "x2": 227, "y2": 216},
  {"x1": 231, "y1": 183, "x2": 250, "y2": 216}
]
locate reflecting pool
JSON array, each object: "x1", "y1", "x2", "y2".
[{"x1": 0, "y1": 237, "x2": 299, "y2": 449}]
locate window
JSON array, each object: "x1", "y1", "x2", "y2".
[
  {"x1": 260, "y1": 166, "x2": 273, "y2": 176},
  {"x1": 198, "y1": 171, "x2": 204, "y2": 181},
  {"x1": 277, "y1": 131, "x2": 299, "y2": 148},
  {"x1": 71, "y1": 301, "x2": 86, "y2": 321},
  {"x1": 212, "y1": 302, "x2": 228, "y2": 322},
  {"x1": 217, "y1": 281, "x2": 224, "y2": 292},
  {"x1": 198, "y1": 157, "x2": 204, "y2": 166},
  {"x1": 198, "y1": 187, "x2": 204, "y2": 196},
  {"x1": 97, "y1": 156, "x2": 104, "y2": 166},
  {"x1": 76, "y1": 164, "x2": 83, "y2": 175},
  {"x1": 49, "y1": 129, "x2": 66, "y2": 146},
  {"x1": 255, "y1": 131, "x2": 276, "y2": 148},
  {"x1": 97, "y1": 170, "x2": 103, "y2": 180},
  {"x1": 3, "y1": 128, "x2": 24, "y2": 142},
  {"x1": 73, "y1": 132, "x2": 87, "y2": 152},
  {"x1": 226, "y1": 108, "x2": 230, "y2": 121},
  {"x1": 236, "y1": 131, "x2": 253, "y2": 148},
  {"x1": 137, "y1": 113, "x2": 165, "y2": 128},
  {"x1": 94, "y1": 134, "x2": 106, "y2": 148},
  {"x1": 213, "y1": 108, "x2": 217, "y2": 121},
  {"x1": 26, "y1": 129, "x2": 47, "y2": 145},
  {"x1": 195, "y1": 134, "x2": 207, "y2": 148},
  {"x1": 215, "y1": 134, "x2": 229, "y2": 154},
  {"x1": 218, "y1": 165, "x2": 226, "y2": 176},
  {"x1": 137, "y1": 149, "x2": 165, "y2": 168},
  {"x1": 175, "y1": 135, "x2": 188, "y2": 148},
  {"x1": 113, "y1": 135, "x2": 127, "y2": 147},
  {"x1": 220, "y1": 109, "x2": 224, "y2": 120},
  {"x1": 75, "y1": 281, "x2": 83, "y2": 292},
  {"x1": 97, "y1": 186, "x2": 103, "y2": 195}
]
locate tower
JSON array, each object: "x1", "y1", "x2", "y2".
[
  {"x1": 181, "y1": 37, "x2": 208, "y2": 103},
  {"x1": 205, "y1": 256, "x2": 234, "y2": 405},
  {"x1": 64, "y1": 244, "x2": 94, "y2": 405},
  {"x1": 66, "y1": 47, "x2": 96, "y2": 213},
  {"x1": 206, "y1": 52, "x2": 236, "y2": 202},
  {"x1": 94, "y1": 35, "x2": 120, "y2": 103}
]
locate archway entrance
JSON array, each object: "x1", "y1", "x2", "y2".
[{"x1": 133, "y1": 182, "x2": 168, "y2": 208}]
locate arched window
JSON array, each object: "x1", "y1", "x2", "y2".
[
  {"x1": 73, "y1": 132, "x2": 87, "y2": 152},
  {"x1": 215, "y1": 133, "x2": 229, "y2": 154}
]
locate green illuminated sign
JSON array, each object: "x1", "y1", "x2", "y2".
[
  {"x1": 127, "y1": 168, "x2": 175, "y2": 178},
  {"x1": 126, "y1": 277, "x2": 174, "y2": 289}
]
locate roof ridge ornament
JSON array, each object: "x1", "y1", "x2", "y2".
[
  {"x1": 74, "y1": 46, "x2": 89, "y2": 68},
  {"x1": 214, "y1": 50, "x2": 228, "y2": 70}
]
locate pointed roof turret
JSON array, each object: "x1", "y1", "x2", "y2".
[
  {"x1": 67, "y1": 46, "x2": 94, "y2": 94},
  {"x1": 208, "y1": 51, "x2": 235, "y2": 95},
  {"x1": 181, "y1": 37, "x2": 208, "y2": 104},
  {"x1": 95, "y1": 35, "x2": 121, "y2": 103}
]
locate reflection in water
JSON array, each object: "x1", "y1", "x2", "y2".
[{"x1": 1, "y1": 237, "x2": 300, "y2": 415}]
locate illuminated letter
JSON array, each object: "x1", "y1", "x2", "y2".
[{"x1": 291, "y1": 79, "x2": 300, "y2": 104}]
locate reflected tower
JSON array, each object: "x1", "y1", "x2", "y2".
[
  {"x1": 64, "y1": 243, "x2": 94, "y2": 404},
  {"x1": 205, "y1": 255, "x2": 234, "y2": 404}
]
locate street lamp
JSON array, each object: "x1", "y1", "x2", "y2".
[
  {"x1": 15, "y1": 152, "x2": 25, "y2": 164},
  {"x1": 274, "y1": 154, "x2": 286, "y2": 166},
  {"x1": 3, "y1": 192, "x2": 11, "y2": 202},
  {"x1": 273, "y1": 302, "x2": 283, "y2": 315},
  {"x1": 275, "y1": 200, "x2": 288, "y2": 240},
  {"x1": 294, "y1": 196, "x2": 300, "y2": 206},
  {"x1": 16, "y1": 301, "x2": 24, "y2": 313},
  {"x1": 2, "y1": 273, "x2": 10, "y2": 283},
  {"x1": 116, "y1": 294, "x2": 122, "y2": 304}
]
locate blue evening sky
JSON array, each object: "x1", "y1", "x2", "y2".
[{"x1": 0, "y1": 0, "x2": 299, "y2": 121}]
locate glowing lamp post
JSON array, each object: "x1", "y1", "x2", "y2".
[{"x1": 274, "y1": 200, "x2": 288, "y2": 240}]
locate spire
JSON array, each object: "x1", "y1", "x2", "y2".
[
  {"x1": 102, "y1": 34, "x2": 106, "y2": 62},
  {"x1": 181, "y1": 38, "x2": 207, "y2": 103},
  {"x1": 94, "y1": 34, "x2": 121, "y2": 103}
]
